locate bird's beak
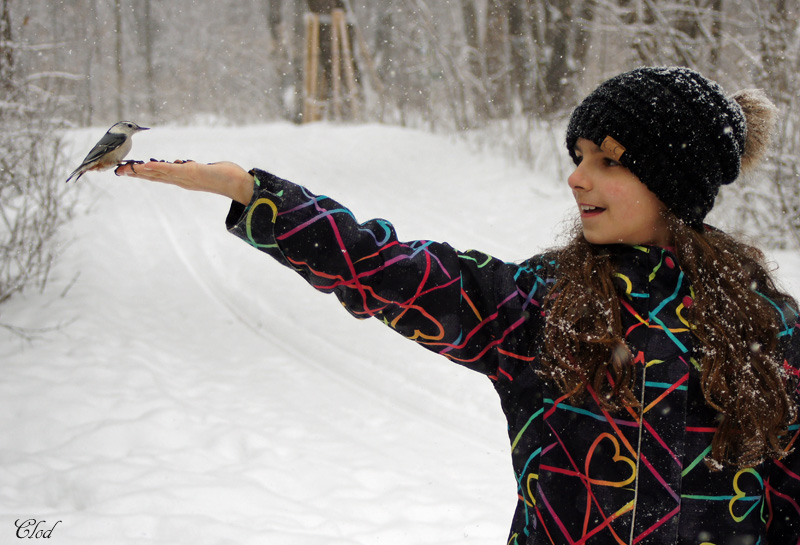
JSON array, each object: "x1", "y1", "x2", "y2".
[{"x1": 139, "y1": 127, "x2": 150, "y2": 131}]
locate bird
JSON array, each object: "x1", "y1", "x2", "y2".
[{"x1": 65, "y1": 121, "x2": 149, "y2": 183}]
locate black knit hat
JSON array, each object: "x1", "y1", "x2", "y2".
[{"x1": 565, "y1": 67, "x2": 748, "y2": 229}]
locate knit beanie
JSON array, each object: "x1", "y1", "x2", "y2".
[{"x1": 565, "y1": 66, "x2": 777, "y2": 229}]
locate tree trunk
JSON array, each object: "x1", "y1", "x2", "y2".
[
  {"x1": 460, "y1": 0, "x2": 479, "y2": 74},
  {"x1": 460, "y1": 0, "x2": 486, "y2": 119},
  {"x1": 114, "y1": 0, "x2": 124, "y2": 120},
  {"x1": 268, "y1": 0, "x2": 282, "y2": 33},
  {"x1": 267, "y1": 0, "x2": 293, "y2": 118},
  {"x1": 307, "y1": 0, "x2": 344, "y2": 12},
  {"x1": 542, "y1": 0, "x2": 572, "y2": 112},
  {"x1": 618, "y1": 0, "x2": 657, "y2": 65},
  {"x1": 507, "y1": 0, "x2": 529, "y2": 113},
  {"x1": 374, "y1": 8, "x2": 398, "y2": 123},
  {"x1": 756, "y1": 0, "x2": 800, "y2": 246},
  {"x1": 485, "y1": 0, "x2": 510, "y2": 117},
  {"x1": 143, "y1": 0, "x2": 157, "y2": 119},
  {"x1": 0, "y1": 0, "x2": 13, "y2": 93},
  {"x1": 83, "y1": 0, "x2": 99, "y2": 125},
  {"x1": 573, "y1": 0, "x2": 594, "y2": 71},
  {"x1": 760, "y1": 0, "x2": 790, "y2": 96}
]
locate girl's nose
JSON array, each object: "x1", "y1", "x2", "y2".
[{"x1": 568, "y1": 164, "x2": 591, "y2": 191}]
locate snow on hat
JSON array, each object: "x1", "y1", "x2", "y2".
[{"x1": 565, "y1": 66, "x2": 775, "y2": 229}]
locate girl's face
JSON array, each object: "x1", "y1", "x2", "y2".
[{"x1": 568, "y1": 138, "x2": 672, "y2": 247}]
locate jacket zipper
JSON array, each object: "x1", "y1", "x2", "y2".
[{"x1": 628, "y1": 361, "x2": 648, "y2": 544}]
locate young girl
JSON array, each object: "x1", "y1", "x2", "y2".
[{"x1": 118, "y1": 67, "x2": 799, "y2": 544}]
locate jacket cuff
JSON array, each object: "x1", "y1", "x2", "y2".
[
  {"x1": 225, "y1": 168, "x2": 297, "y2": 268},
  {"x1": 224, "y1": 168, "x2": 285, "y2": 230}
]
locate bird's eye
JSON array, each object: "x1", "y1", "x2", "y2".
[{"x1": 126, "y1": 123, "x2": 133, "y2": 128}]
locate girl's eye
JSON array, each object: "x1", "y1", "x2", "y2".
[{"x1": 574, "y1": 155, "x2": 583, "y2": 165}]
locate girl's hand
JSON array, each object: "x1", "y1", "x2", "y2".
[{"x1": 115, "y1": 160, "x2": 255, "y2": 205}]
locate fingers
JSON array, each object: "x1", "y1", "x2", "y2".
[
  {"x1": 115, "y1": 159, "x2": 196, "y2": 181},
  {"x1": 113, "y1": 158, "x2": 251, "y2": 201}
]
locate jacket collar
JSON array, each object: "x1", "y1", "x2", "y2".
[{"x1": 601, "y1": 244, "x2": 684, "y2": 292}]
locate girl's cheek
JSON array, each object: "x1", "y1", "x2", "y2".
[{"x1": 603, "y1": 184, "x2": 628, "y2": 200}]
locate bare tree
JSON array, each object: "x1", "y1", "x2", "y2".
[
  {"x1": 0, "y1": 1, "x2": 74, "y2": 312},
  {"x1": 114, "y1": 0, "x2": 124, "y2": 120},
  {"x1": 753, "y1": 0, "x2": 800, "y2": 247},
  {"x1": 4, "y1": 0, "x2": 799, "y2": 248},
  {"x1": 266, "y1": 0, "x2": 300, "y2": 120},
  {"x1": 507, "y1": 0, "x2": 531, "y2": 113},
  {"x1": 521, "y1": 0, "x2": 595, "y2": 115},
  {"x1": 598, "y1": 0, "x2": 724, "y2": 73},
  {"x1": 484, "y1": 0, "x2": 511, "y2": 118},
  {"x1": 83, "y1": 0, "x2": 100, "y2": 125},
  {"x1": 142, "y1": 0, "x2": 157, "y2": 119},
  {"x1": 0, "y1": 0, "x2": 12, "y2": 92},
  {"x1": 459, "y1": 0, "x2": 487, "y2": 120}
]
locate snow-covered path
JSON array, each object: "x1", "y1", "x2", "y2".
[{"x1": 2, "y1": 123, "x2": 798, "y2": 544}]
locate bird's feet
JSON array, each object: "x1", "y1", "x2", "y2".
[{"x1": 114, "y1": 159, "x2": 145, "y2": 175}]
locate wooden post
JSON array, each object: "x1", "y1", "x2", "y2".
[
  {"x1": 302, "y1": 8, "x2": 361, "y2": 123},
  {"x1": 333, "y1": 8, "x2": 359, "y2": 120},
  {"x1": 303, "y1": 12, "x2": 321, "y2": 122},
  {"x1": 330, "y1": 11, "x2": 343, "y2": 119}
]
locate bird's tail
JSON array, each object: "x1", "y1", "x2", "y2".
[{"x1": 65, "y1": 167, "x2": 84, "y2": 184}]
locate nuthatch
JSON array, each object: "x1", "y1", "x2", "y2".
[{"x1": 65, "y1": 121, "x2": 149, "y2": 183}]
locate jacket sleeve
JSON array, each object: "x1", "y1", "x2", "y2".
[
  {"x1": 224, "y1": 169, "x2": 545, "y2": 377},
  {"x1": 767, "y1": 313, "x2": 800, "y2": 543}
]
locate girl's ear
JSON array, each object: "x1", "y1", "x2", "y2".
[{"x1": 730, "y1": 89, "x2": 778, "y2": 174}]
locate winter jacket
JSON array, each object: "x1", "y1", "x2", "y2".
[{"x1": 226, "y1": 170, "x2": 800, "y2": 545}]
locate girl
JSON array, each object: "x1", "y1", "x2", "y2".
[{"x1": 119, "y1": 67, "x2": 799, "y2": 544}]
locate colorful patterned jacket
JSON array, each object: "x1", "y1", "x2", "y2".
[{"x1": 226, "y1": 170, "x2": 800, "y2": 545}]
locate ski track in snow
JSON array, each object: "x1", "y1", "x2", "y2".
[
  {"x1": 141, "y1": 184, "x2": 500, "y2": 451},
  {"x1": 2, "y1": 123, "x2": 797, "y2": 545}
]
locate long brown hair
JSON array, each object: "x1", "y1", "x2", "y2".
[{"x1": 539, "y1": 216, "x2": 798, "y2": 469}]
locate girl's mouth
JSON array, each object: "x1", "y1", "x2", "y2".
[{"x1": 580, "y1": 204, "x2": 606, "y2": 217}]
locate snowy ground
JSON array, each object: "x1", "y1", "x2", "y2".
[{"x1": 2, "y1": 123, "x2": 798, "y2": 545}]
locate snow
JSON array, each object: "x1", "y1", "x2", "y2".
[{"x1": 2, "y1": 123, "x2": 798, "y2": 545}]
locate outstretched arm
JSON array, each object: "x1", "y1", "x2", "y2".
[
  {"x1": 223, "y1": 169, "x2": 544, "y2": 376},
  {"x1": 115, "y1": 160, "x2": 254, "y2": 205},
  {"x1": 118, "y1": 162, "x2": 544, "y2": 376}
]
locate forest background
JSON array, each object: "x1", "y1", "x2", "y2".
[{"x1": 1, "y1": 0, "x2": 799, "y2": 307}]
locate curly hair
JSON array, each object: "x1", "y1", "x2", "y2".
[{"x1": 539, "y1": 217, "x2": 798, "y2": 469}]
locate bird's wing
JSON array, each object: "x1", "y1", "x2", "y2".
[{"x1": 80, "y1": 131, "x2": 127, "y2": 165}]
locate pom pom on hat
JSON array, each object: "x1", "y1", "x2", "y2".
[
  {"x1": 731, "y1": 89, "x2": 778, "y2": 174},
  {"x1": 565, "y1": 66, "x2": 773, "y2": 229}
]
